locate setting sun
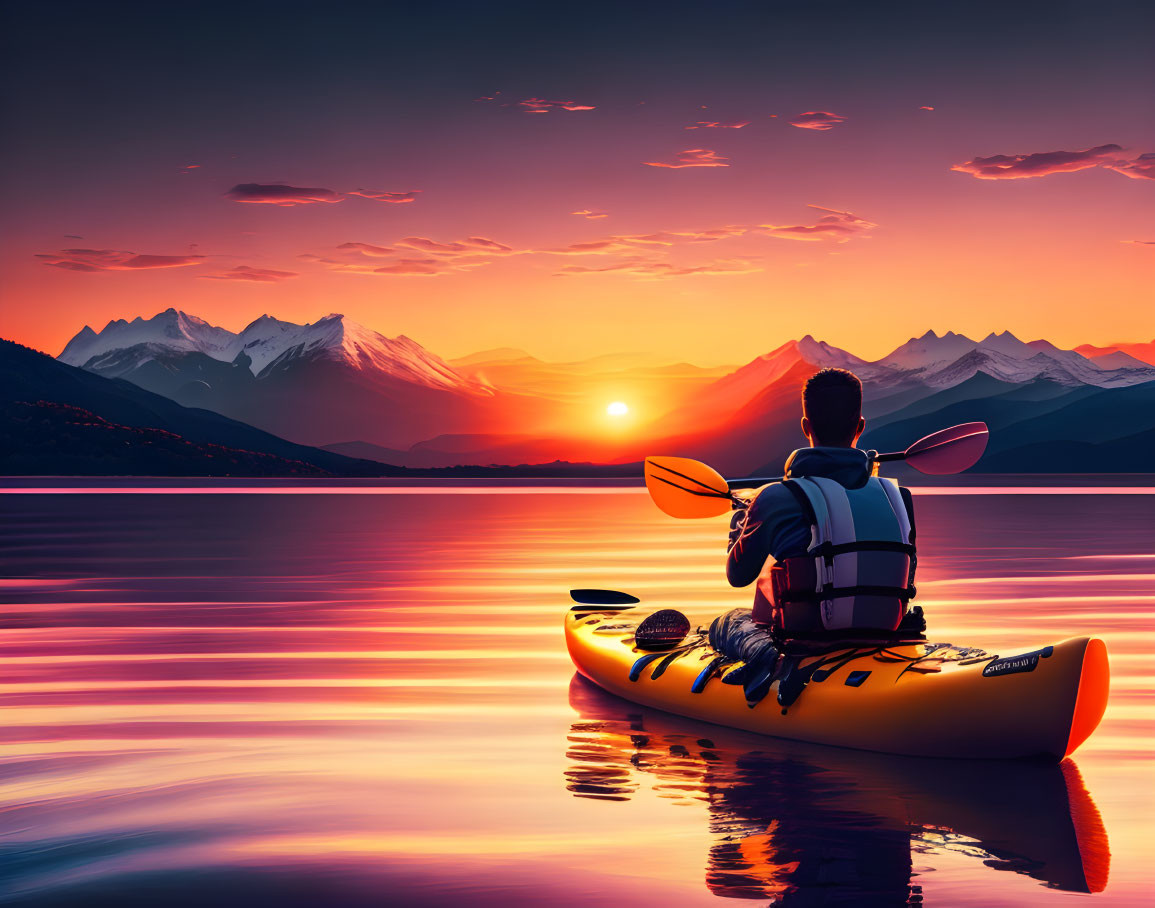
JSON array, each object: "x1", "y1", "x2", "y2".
[{"x1": 606, "y1": 401, "x2": 629, "y2": 417}]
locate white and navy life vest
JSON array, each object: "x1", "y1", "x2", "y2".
[{"x1": 761, "y1": 476, "x2": 915, "y2": 633}]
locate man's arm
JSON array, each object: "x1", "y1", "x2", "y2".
[{"x1": 726, "y1": 484, "x2": 812, "y2": 588}]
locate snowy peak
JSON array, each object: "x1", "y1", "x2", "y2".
[
  {"x1": 59, "y1": 308, "x2": 235, "y2": 366},
  {"x1": 57, "y1": 309, "x2": 488, "y2": 396}
]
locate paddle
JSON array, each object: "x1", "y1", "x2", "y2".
[{"x1": 645, "y1": 422, "x2": 989, "y2": 519}]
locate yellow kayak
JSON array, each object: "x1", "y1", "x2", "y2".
[{"x1": 564, "y1": 605, "x2": 1109, "y2": 760}]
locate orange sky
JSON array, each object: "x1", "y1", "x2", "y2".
[{"x1": 2, "y1": 4, "x2": 1151, "y2": 366}]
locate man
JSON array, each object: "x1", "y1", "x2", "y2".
[{"x1": 725, "y1": 368, "x2": 917, "y2": 639}]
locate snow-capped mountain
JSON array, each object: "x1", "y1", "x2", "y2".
[
  {"x1": 873, "y1": 330, "x2": 1155, "y2": 389},
  {"x1": 59, "y1": 309, "x2": 488, "y2": 395},
  {"x1": 59, "y1": 309, "x2": 236, "y2": 366}
]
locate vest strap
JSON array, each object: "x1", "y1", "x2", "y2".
[
  {"x1": 808, "y1": 540, "x2": 916, "y2": 558},
  {"x1": 779, "y1": 584, "x2": 917, "y2": 603}
]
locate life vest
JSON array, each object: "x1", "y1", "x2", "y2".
[{"x1": 752, "y1": 476, "x2": 915, "y2": 636}]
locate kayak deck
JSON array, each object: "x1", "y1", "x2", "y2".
[{"x1": 564, "y1": 606, "x2": 1109, "y2": 760}]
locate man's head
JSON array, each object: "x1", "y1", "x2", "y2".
[{"x1": 801, "y1": 368, "x2": 864, "y2": 448}]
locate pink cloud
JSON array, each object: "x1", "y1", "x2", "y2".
[
  {"x1": 919, "y1": 106, "x2": 935, "y2": 111},
  {"x1": 685, "y1": 120, "x2": 750, "y2": 129},
  {"x1": 337, "y1": 242, "x2": 399, "y2": 257},
  {"x1": 1103, "y1": 152, "x2": 1155, "y2": 181},
  {"x1": 759, "y1": 206, "x2": 877, "y2": 242},
  {"x1": 571, "y1": 208, "x2": 609, "y2": 219},
  {"x1": 309, "y1": 235, "x2": 519, "y2": 277},
  {"x1": 346, "y1": 189, "x2": 421, "y2": 203},
  {"x1": 35, "y1": 248, "x2": 206, "y2": 272},
  {"x1": 396, "y1": 236, "x2": 515, "y2": 255},
  {"x1": 371, "y1": 258, "x2": 456, "y2": 275},
  {"x1": 789, "y1": 111, "x2": 847, "y2": 130},
  {"x1": 643, "y1": 148, "x2": 730, "y2": 168},
  {"x1": 1124, "y1": 240, "x2": 1155, "y2": 246},
  {"x1": 518, "y1": 98, "x2": 596, "y2": 114},
  {"x1": 951, "y1": 144, "x2": 1125, "y2": 180},
  {"x1": 200, "y1": 265, "x2": 298, "y2": 283},
  {"x1": 225, "y1": 183, "x2": 343, "y2": 205},
  {"x1": 556, "y1": 257, "x2": 760, "y2": 278}
]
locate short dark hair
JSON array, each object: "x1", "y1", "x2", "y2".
[{"x1": 802, "y1": 368, "x2": 862, "y2": 446}]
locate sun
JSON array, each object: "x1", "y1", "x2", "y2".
[{"x1": 606, "y1": 401, "x2": 629, "y2": 417}]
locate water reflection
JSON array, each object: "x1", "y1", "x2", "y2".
[{"x1": 566, "y1": 675, "x2": 1109, "y2": 904}]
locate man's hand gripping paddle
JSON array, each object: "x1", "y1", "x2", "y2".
[{"x1": 644, "y1": 422, "x2": 989, "y2": 519}]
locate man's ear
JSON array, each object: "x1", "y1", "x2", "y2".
[
  {"x1": 853, "y1": 416, "x2": 865, "y2": 444},
  {"x1": 801, "y1": 416, "x2": 813, "y2": 444}
]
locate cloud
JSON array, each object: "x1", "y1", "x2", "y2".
[
  {"x1": 919, "y1": 106, "x2": 935, "y2": 111},
  {"x1": 758, "y1": 206, "x2": 877, "y2": 242},
  {"x1": 643, "y1": 148, "x2": 730, "y2": 168},
  {"x1": 685, "y1": 120, "x2": 750, "y2": 129},
  {"x1": 556, "y1": 257, "x2": 761, "y2": 278},
  {"x1": 337, "y1": 242, "x2": 399, "y2": 257},
  {"x1": 396, "y1": 236, "x2": 515, "y2": 256},
  {"x1": 199, "y1": 265, "x2": 298, "y2": 283},
  {"x1": 951, "y1": 144, "x2": 1124, "y2": 180},
  {"x1": 571, "y1": 208, "x2": 609, "y2": 219},
  {"x1": 1103, "y1": 152, "x2": 1155, "y2": 181},
  {"x1": 371, "y1": 258, "x2": 457, "y2": 275},
  {"x1": 789, "y1": 111, "x2": 847, "y2": 130},
  {"x1": 35, "y1": 248, "x2": 206, "y2": 272},
  {"x1": 518, "y1": 98, "x2": 595, "y2": 113},
  {"x1": 225, "y1": 183, "x2": 344, "y2": 205},
  {"x1": 1124, "y1": 239, "x2": 1155, "y2": 246},
  {"x1": 308, "y1": 235, "x2": 518, "y2": 277},
  {"x1": 64, "y1": 234, "x2": 83, "y2": 239},
  {"x1": 346, "y1": 189, "x2": 421, "y2": 203}
]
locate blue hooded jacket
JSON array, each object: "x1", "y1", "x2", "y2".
[{"x1": 726, "y1": 446, "x2": 916, "y2": 588}]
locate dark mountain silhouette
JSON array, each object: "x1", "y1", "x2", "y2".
[{"x1": 0, "y1": 339, "x2": 396, "y2": 476}]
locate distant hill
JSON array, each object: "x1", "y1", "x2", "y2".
[
  {"x1": 1, "y1": 401, "x2": 334, "y2": 476},
  {"x1": 1, "y1": 339, "x2": 397, "y2": 476}
]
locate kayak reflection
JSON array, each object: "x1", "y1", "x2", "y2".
[{"x1": 565, "y1": 675, "x2": 1109, "y2": 904}]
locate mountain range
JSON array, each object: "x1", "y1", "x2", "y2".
[{"x1": 5, "y1": 310, "x2": 1154, "y2": 475}]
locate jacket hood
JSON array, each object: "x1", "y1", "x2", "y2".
[{"x1": 784, "y1": 446, "x2": 871, "y2": 488}]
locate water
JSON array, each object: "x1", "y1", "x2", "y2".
[{"x1": 1, "y1": 483, "x2": 1152, "y2": 906}]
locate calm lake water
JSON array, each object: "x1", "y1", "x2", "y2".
[{"x1": 2, "y1": 483, "x2": 1153, "y2": 906}]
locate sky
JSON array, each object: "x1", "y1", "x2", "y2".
[{"x1": 1, "y1": 0, "x2": 1152, "y2": 365}]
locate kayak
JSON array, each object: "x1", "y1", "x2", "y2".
[{"x1": 564, "y1": 604, "x2": 1109, "y2": 760}]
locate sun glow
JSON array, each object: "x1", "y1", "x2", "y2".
[{"x1": 606, "y1": 401, "x2": 629, "y2": 417}]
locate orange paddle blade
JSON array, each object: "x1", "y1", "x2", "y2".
[{"x1": 644, "y1": 456, "x2": 732, "y2": 519}]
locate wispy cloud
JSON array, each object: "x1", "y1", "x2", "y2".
[
  {"x1": 225, "y1": 184, "x2": 423, "y2": 205},
  {"x1": 225, "y1": 183, "x2": 344, "y2": 205},
  {"x1": 556, "y1": 257, "x2": 761, "y2": 278},
  {"x1": 517, "y1": 98, "x2": 596, "y2": 113},
  {"x1": 1124, "y1": 239, "x2": 1155, "y2": 246},
  {"x1": 643, "y1": 148, "x2": 730, "y2": 168},
  {"x1": 1104, "y1": 152, "x2": 1155, "y2": 181},
  {"x1": 199, "y1": 265, "x2": 298, "y2": 283},
  {"x1": 919, "y1": 106, "x2": 935, "y2": 111},
  {"x1": 789, "y1": 111, "x2": 847, "y2": 130},
  {"x1": 346, "y1": 189, "x2": 421, "y2": 203},
  {"x1": 396, "y1": 236, "x2": 515, "y2": 256},
  {"x1": 571, "y1": 209, "x2": 609, "y2": 219},
  {"x1": 35, "y1": 248, "x2": 206, "y2": 272},
  {"x1": 308, "y1": 235, "x2": 518, "y2": 277},
  {"x1": 950, "y1": 144, "x2": 1154, "y2": 181},
  {"x1": 758, "y1": 206, "x2": 878, "y2": 242},
  {"x1": 685, "y1": 120, "x2": 750, "y2": 130},
  {"x1": 336, "y1": 242, "x2": 399, "y2": 257}
]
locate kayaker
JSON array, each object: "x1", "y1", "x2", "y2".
[{"x1": 725, "y1": 368, "x2": 918, "y2": 639}]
